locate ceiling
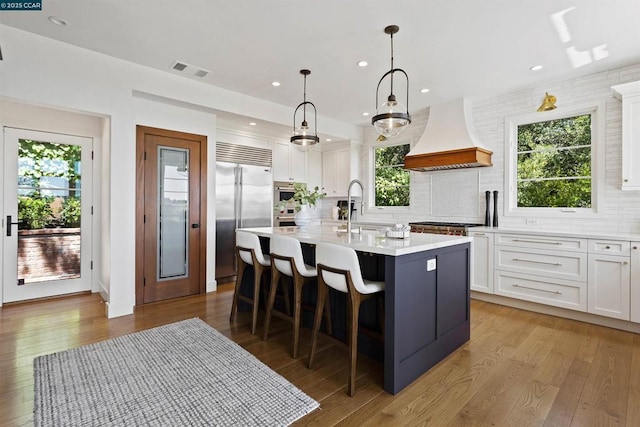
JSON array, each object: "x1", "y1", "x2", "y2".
[{"x1": 2, "y1": 0, "x2": 640, "y2": 137}]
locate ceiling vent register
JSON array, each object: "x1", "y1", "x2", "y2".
[{"x1": 170, "y1": 60, "x2": 210, "y2": 78}]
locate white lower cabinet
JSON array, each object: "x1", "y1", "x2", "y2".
[
  {"x1": 475, "y1": 231, "x2": 638, "y2": 323},
  {"x1": 587, "y1": 254, "x2": 630, "y2": 320},
  {"x1": 494, "y1": 233, "x2": 587, "y2": 312},
  {"x1": 587, "y1": 239, "x2": 631, "y2": 321},
  {"x1": 631, "y1": 243, "x2": 640, "y2": 323},
  {"x1": 469, "y1": 231, "x2": 494, "y2": 293},
  {"x1": 495, "y1": 270, "x2": 586, "y2": 311}
]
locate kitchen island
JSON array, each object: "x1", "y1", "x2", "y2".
[{"x1": 239, "y1": 225, "x2": 472, "y2": 394}]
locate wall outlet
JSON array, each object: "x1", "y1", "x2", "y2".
[{"x1": 427, "y1": 258, "x2": 437, "y2": 271}]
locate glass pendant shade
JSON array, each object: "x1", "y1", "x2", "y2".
[
  {"x1": 291, "y1": 120, "x2": 319, "y2": 152},
  {"x1": 291, "y1": 69, "x2": 319, "y2": 151},
  {"x1": 372, "y1": 25, "x2": 411, "y2": 139},
  {"x1": 372, "y1": 97, "x2": 410, "y2": 138}
]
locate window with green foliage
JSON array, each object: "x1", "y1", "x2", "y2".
[
  {"x1": 374, "y1": 143, "x2": 410, "y2": 207},
  {"x1": 516, "y1": 114, "x2": 592, "y2": 208}
]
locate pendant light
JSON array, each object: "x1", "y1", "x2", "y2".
[
  {"x1": 291, "y1": 69, "x2": 319, "y2": 152},
  {"x1": 372, "y1": 25, "x2": 411, "y2": 140}
]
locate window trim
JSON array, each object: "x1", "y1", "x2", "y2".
[
  {"x1": 504, "y1": 102, "x2": 605, "y2": 218},
  {"x1": 367, "y1": 137, "x2": 412, "y2": 212}
]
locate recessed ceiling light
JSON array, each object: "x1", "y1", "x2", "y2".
[
  {"x1": 529, "y1": 65, "x2": 543, "y2": 71},
  {"x1": 271, "y1": 81, "x2": 280, "y2": 87},
  {"x1": 357, "y1": 61, "x2": 368, "y2": 67},
  {"x1": 420, "y1": 88, "x2": 430, "y2": 93},
  {"x1": 325, "y1": 138, "x2": 332, "y2": 142},
  {"x1": 249, "y1": 122, "x2": 257, "y2": 126},
  {"x1": 48, "y1": 16, "x2": 67, "y2": 26},
  {"x1": 362, "y1": 112, "x2": 369, "y2": 116}
]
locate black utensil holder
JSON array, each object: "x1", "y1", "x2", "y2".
[
  {"x1": 492, "y1": 190, "x2": 499, "y2": 227},
  {"x1": 484, "y1": 191, "x2": 491, "y2": 226}
]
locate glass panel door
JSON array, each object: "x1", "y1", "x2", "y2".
[{"x1": 3, "y1": 128, "x2": 92, "y2": 303}]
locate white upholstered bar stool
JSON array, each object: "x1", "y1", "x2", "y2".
[
  {"x1": 264, "y1": 234, "x2": 332, "y2": 358},
  {"x1": 308, "y1": 242, "x2": 385, "y2": 396},
  {"x1": 230, "y1": 230, "x2": 271, "y2": 335}
]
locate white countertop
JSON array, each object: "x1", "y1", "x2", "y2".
[
  {"x1": 239, "y1": 225, "x2": 472, "y2": 256},
  {"x1": 470, "y1": 226, "x2": 640, "y2": 242}
]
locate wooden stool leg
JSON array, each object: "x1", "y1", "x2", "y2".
[
  {"x1": 347, "y1": 293, "x2": 363, "y2": 397},
  {"x1": 251, "y1": 264, "x2": 263, "y2": 335},
  {"x1": 308, "y1": 280, "x2": 327, "y2": 369},
  {"x1": 263, "y1": 268, "x2": 281, "y2": 341},
  {"x1": 282, "y1": 281, "x2": 292, "y2": 316},
  {"x1": 230, "y1": 254, "x2": 244, "y2": 322},
  {"x1": 323, "y1": 290, "x2": 333, "y2": 336},
  {"x1": 292, "y1": 274, "x2": 304, "y2": 358}
]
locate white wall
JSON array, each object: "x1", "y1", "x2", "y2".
[
  {"x1": 0, "y1": 24, "x2": 360, "y2": 317},
  {"x1": 360, "y1": 63, "x2": 640, "y2": 235}
]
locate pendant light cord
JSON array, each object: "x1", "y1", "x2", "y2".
[
  {"x1": 389, "y1": 31, "x2": 394, "y2": 97},
  {"x1": 302, "y1": 74, "x2": 307, "y2": 124}
]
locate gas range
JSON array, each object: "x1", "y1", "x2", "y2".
[{"x1": 408, "y1": 221, "x2": 484, "y2": 236}]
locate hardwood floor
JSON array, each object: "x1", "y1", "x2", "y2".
[{"x1": 1, "y1": 285, "x2": 639, "y2": 426}]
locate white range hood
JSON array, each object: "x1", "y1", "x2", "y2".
[{"x1": 404, "y1": 98, "x2": 493, "y2": 171}]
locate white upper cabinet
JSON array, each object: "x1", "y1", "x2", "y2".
[
  {"x1": 306, "y1": 150, "x2": 322, "y2": 192},
  {"x1": 612, "y1": 81, "x2": 640, "y2": 190},
  {"x1": 272, "y1": 141, "x2": 306, "y2": 183},
  {"x1": 322, "y1": 149, "x2": 348, "y2": 196}
]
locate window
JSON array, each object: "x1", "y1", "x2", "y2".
[
  {"x1": 374, "y1": 143, "x2": 410, "y2": 207},
  {"x1": 506, "y1": 104, "x2": 603, "y2": 216}
]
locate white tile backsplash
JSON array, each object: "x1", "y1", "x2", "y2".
[{"x1": 358, "y1": 63, "x2": 640, "y2": 233}]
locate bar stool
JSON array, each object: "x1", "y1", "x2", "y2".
[
  {"x1": 264, "y1": 235, "x2": 332, "y2": 358},
  {"x1": 309, "y1": 242, "x2": 385, "y2": 396},
  {"x1": 230, "y1": 231, "x2": 270, "y2": 335}
]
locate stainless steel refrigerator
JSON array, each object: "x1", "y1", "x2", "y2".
[{"x1": 215, "y1": 161, "x2": 273, "y2": 281}]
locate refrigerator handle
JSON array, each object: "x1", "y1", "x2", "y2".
[{"x1": 237, "y1": 166, "x2": 244, "y2": 229}]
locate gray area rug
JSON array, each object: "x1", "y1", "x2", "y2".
[{"x1": 34, "y1": 318, "x2": 319, "y2": 426}]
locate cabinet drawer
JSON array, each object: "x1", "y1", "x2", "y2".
[
  {"x1": 495, "y1": 247, "x2": 587, "y2": 281},
  {"x1": 495, "y1": 271, "x2": 586, "y2": 311},
  {"x1": 496, "y1": 234, "x2": 587, "y2": 252},
  {"x1": 588, "y1": 239, "x2": 630, "y2": 256}
]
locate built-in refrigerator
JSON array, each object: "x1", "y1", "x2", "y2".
[{"x1": 215, "y1": 161, "x2": 273, "y2": 281}]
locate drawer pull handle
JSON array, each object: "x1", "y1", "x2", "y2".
[
  {"x1": 512, "y1": 239, "x2": 562, "y2": 245},
  {"x1": 512, "y1": 257, "x2": 562, "y2": 266},
  {"x1": 473, "y1": 233, "x2": 486, "y2": 236},
  {"x1": 513, "y1": 283, "x2": 562, "y2": 295}
]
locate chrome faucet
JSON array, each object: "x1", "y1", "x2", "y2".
[{"x1": 347, "y1": 179, "x2": 363, "y2": 234}]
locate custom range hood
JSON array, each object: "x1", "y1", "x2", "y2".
[{"x1": 404, "y1": 98, "x2": 493, "y2": 171}]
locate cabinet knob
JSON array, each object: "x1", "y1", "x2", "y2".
[
  {"x1": 634, "y1": 246, "x2": 638, "y2": 250},
  {"x1": 605, "y1": 245, "x2": 610, "y2": 249},
  {"x1": 624, "y1": 179, "x2": 629, "y2": 182}
]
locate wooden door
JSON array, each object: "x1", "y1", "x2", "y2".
[{"x1": 135, "y1": 126, "x2": 207, "y2": 304}]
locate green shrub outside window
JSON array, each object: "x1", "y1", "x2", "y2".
[
  {"x1": 374, "y1": 143, "x2": 410, "y2": 207},
  {"x1": 516, "y1": 114, "x2": 592, "y2": 208}
]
